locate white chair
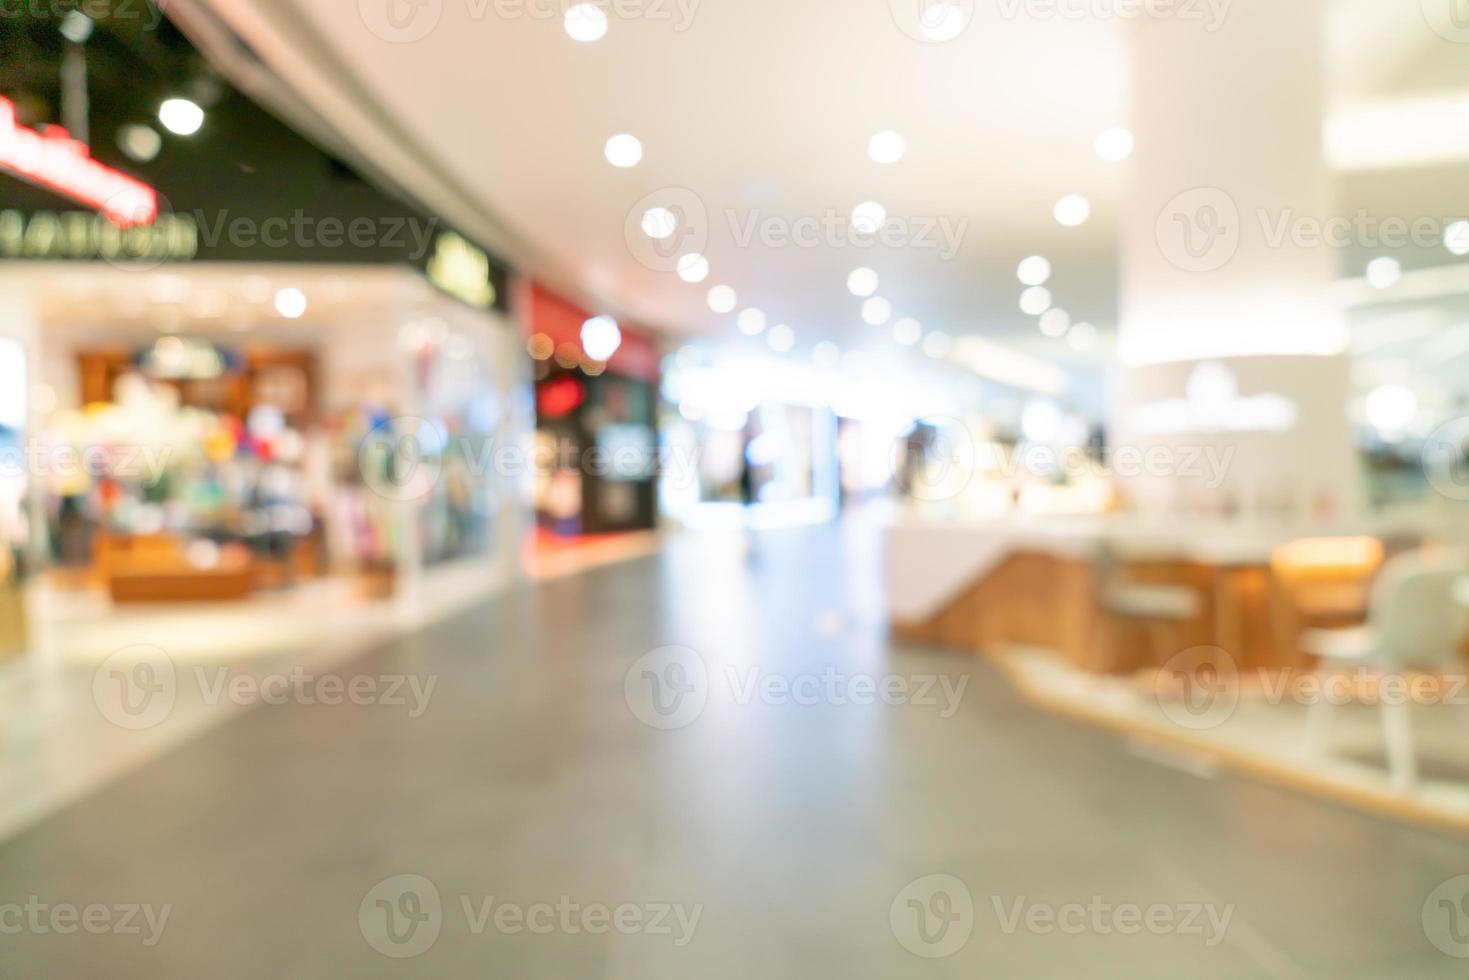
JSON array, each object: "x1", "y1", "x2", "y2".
[{"x1": 1301, "y1": 550, "x2": 1469, "y2": 793}]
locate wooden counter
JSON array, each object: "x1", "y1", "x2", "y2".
[{"x1": 887, "y1": 514, "x2": 1428, "y2": 674}]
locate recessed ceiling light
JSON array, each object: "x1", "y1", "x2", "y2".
[
  {"x1": 1094, "y1": 127, "x2": 1134, "y2": 162},
  {"x1": 641, "y1": 207, "x2": 678, "y2": 240},
  {"x1": 708, "y1": 285, "x2": 737, "y2": 313},
  {"x1": 920, "y1": 1, "x2": 967, "y2": 41},
  {"x1": 847, "y1": 267, "x2": 879, "y2": 297},
  {"x1": 1039, "y1": 308, "x2": 1070, "y2": 337},
  {"x1": 676, "y1": 253, "x2": 710, "y2": 283},
  {"x1": 861, "y1": 297, "x2": 892, "y2": 325},
  {"x1": 1365, "y1": 256, "x2": 1401, "y2": 290},
  {"x1": 581, "y1": 315, "x2": 622, "y2": 360},
  {"x1": 1445, "y1": 220, "x2": 1469, "y2": 256},
  {"x1": 273, "y1": 287, "x2": 307, "y2": 319},
  {"x1": 1019, "y1": 286, "x2": 1052, "y2": 316},
  {"x1": 737, "y1": 308, "x2": 767, "y2": 335},
  {"x1": 851, "y1": 201, "x2": 887, "y2": 235},
  {"x1": 1017, "y1": 256, "x2": 1051, "y2": 286},
  {"x1": 921, "y1": 331, "x2": 953, "y2": 359},
  {"x1": 604, "y1": 134, "x2": 642, "y2": 168},
  {"x1": 158, "y1": 98, "x2": 204, "y2": 136},
  {"x1": 1067, "y1": 322, "x2": 1097, "y2": 351},
  {"x1": 767, "y1": 324, "x2": 795, "y2": 352},
  {"x1": 1054, "y1": 194, "x2": 1091, "y2": 227},
  {"x1": 868, "y1": 130, "x2": 906, "y2": 164},
  {"x1": 893, "y1": 317, "x2": 922, "y2": 345},
  {"x1": 564, "y1": 3, "x2": 608, "y2": 41}
]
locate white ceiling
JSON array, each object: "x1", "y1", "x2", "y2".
[{"x1": 177, "y1": 0, "x2": 1469, "y2": 380}]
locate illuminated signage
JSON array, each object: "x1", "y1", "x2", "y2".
[
  {"x1": 426, "y1": 231, "x2": 495, "y2": 308},
  {"x1": 0, "y1": 209, "x2": 197, "y2": 262},
  {"x1": 0, "y1": 96, "x2": 158, "y2": 227}
]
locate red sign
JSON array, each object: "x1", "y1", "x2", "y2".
[
  {"x1": 0, "y1": 96, "x2": 158, "y2": 227},
  {"x1": 527, "y1": 282, "x2": 661, "y2": 382}
]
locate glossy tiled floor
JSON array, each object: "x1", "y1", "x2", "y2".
[{"x1": 0, "y1": 521, "x2": 1465, "y2": 978}]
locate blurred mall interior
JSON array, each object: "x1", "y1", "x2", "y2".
[{"x1": 2, "y1": 0, "x2": 1469, "y2": 976}]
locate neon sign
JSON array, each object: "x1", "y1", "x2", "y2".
[{"x1": 0, "y1": 96, "x2": 157, "y2": 227}]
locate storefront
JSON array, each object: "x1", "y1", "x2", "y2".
[
  {"x1": 521, "y1": 282, "x2": 661, "y2": 539},
  {"x1": 0, "y1": 21, "x2": 529, "y2": 654}
]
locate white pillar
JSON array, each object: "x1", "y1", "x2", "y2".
[{"x1": 1112, "y1": 0, "x2": 1360, "y2": 523}]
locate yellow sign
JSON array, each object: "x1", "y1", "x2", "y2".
[{"x1": 426, "y1": 231, "x2": 495, "y2": 308}]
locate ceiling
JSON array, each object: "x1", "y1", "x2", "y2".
[{"x1": 172, "y1": 0, "x2": 1469, "y2": 383}]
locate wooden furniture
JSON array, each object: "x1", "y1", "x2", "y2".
[{"x1": 889, "y1": 520, "x2": 1396, "y2": 675}]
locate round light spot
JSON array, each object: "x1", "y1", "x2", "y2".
[
  {"x1": 1446, "y1": 220, "x2": 1469, "y2": 257},
  {"x1": 1366, "y1": 256, "x2": 1401, "y2": 290},
  {"x1": 737, "y1": 308, "x2": 767, "y2": 336},
  {"x1": 117, "y1": 124, "x2": 162, "y2": 163},
  {"x1": 581, "y1": 315, "x2": 622, "y2": 361},
  {"x1": 851, "y1": 201, "x2": 887, "y2": 235},
  {"x1": 273, "y1": 287, "x2": 307, "y2": 319},
  {"x1": 767, "y1": 324, "x2": 795, "y2": 352},
  {"x1": 921, "y1": 331, "x2": 952, "y2": 359},
  {"x1": 1039, "y1": 308, "x2": 1070, "y2": 337},
  {"x1": 641, "y1": 207, "x2": 678, "y2": 240},
  {"x1": 868, "y1": 130, "x2": 907, "y2": 164},
  {"x1": 1017, "y1": 255, "x2": 1051, "y2": 286},
  {"x1": 676, "y1": 253, "x2": 710, "y2": 283},
  {"x1": 604, "y1": 134, "x2": 642, "y2": 168},
  {"x1": 847, "y1": 267, "x2": 879, "y2": 297},
  {"x1": 1094, "y1": 127, "x2": 1134, "y2": 162},
  {"x1": 707, "y1": 285, "x2": 737, "y2": 313},
  {"x1": 1054, "y1": 194, "x2": 1091, "y2": 227},
  {"x1": 564, "y1": 3, "x2": 608, "y2": 41},
  {"x1": 1365, "y1": 384, "x2": 1417, "y2": 434},
  {"x1": 893, "y1": 317, "x2": 922, "y2": 345},
  {"x1": 1019, "y1": 286, "x2": 1052, "y2": 316},
  {"x1": 861, "y1": 297, "x2": 892, "y2": 326},
  {"x1": 1066, "y1": 322, "x2": 1097, "y2": 351},
  {"x1": 919, "y1": 1, "x2": 969, "y2": 42},
  {"x1": 158, "y1": 98, "x2": 204, "y2": 136}
]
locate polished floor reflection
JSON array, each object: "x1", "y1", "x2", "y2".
[{"x1": 0, "y1": 521, "x2": 1463, "y2": 978}]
